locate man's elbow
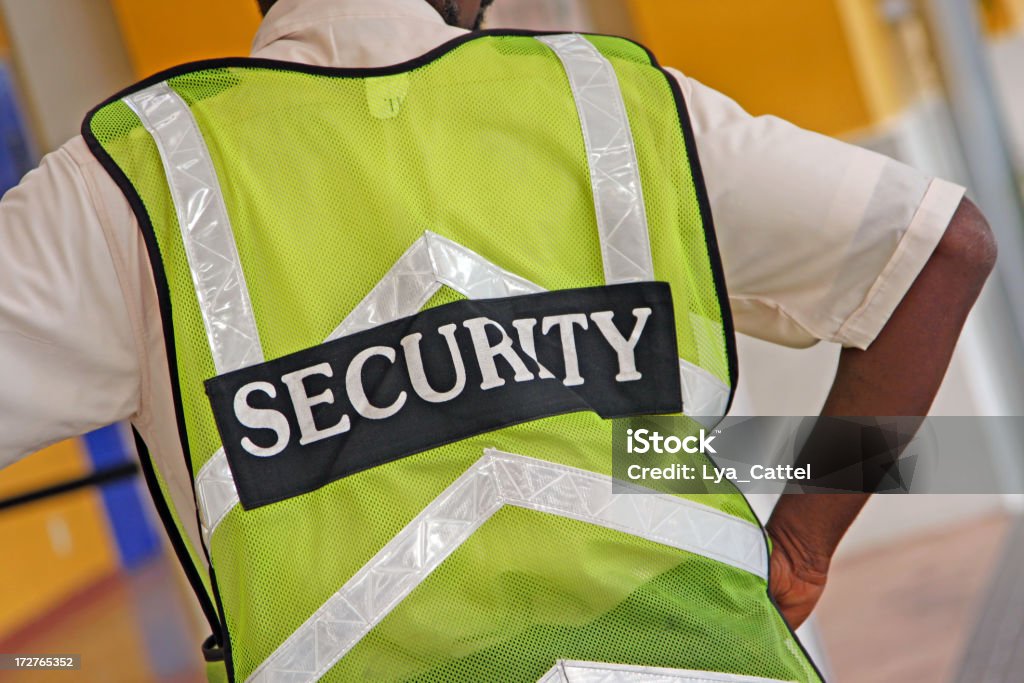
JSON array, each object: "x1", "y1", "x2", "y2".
[{"x1": 933, "y1": 197, "x2": 998, "y2": 289}]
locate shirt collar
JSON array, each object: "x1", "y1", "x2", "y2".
[{"x1": 252, "y1": 0, "x2": 448, "y2": 54}]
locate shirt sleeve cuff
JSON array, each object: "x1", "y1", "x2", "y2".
[{"x1": 833, "y1": 177, "x2": 966, "y2": 349}]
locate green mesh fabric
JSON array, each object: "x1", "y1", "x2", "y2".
[
  {"x1": 87, "y1": 33, "x2": 815, "y2": 683},
  {"x1": 422, "y1": 284, "x2": 468, "y2": 310},
  {"x1": 206, "y1": 660, "x2": 230, "y2": 683},
  {"x1": 336, "y1": 509, "x2": 813, "y2": 682}
]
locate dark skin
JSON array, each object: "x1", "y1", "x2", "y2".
[
  {"x1": 262, "y1": 0, "x2": 491, "y2": 29},
  {"x1": 426, "y1": 0, "x2": 486, "y2": 30},
  {"x1": 768, "y1": 197, "x2": 996, "y2": 628}
]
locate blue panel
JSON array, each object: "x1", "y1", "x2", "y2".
[
  {"x1": 0, "y1": 60, "x2": 35, "y2": 193},
  {"x1": 83, "y1": 424, "x2": 162, "y2": 570}
]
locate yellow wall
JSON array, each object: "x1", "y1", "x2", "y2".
[
  {"x1": 980, "y1": 0, "x2": 1024, "y2": 35},
  {"x1": 109, "y1": 0, "x2": 262, "y2": 79},
  {"x1": 108, "y1": 0, "x2": 919, "y2": 138},
  {"x1": 625, "y1": 0, "x2": 905, "y2": 137},
  {"x1": 0, "y1": 442, "x2": 119, "y2": 640},
  {"x1": 0, "y1": 11, "x2": 9, "y2": 56}
]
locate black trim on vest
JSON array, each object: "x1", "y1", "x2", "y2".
[
  {"x1": 130, "y1": 429, "x2": 224, "y2": 643},
  {"x1": 653, "y1": 69, "x2": 740, "y2": 408},
  {"x1": 82, "y1": 28, "x2": 754, "y2": 682},
  {"x1": 208, "y1": 564, "x2": 236, "y2": 682},
  {"x1": 87, "y1": 96, "x2": 232, "y2": 666},
  {"x1": 93, "y1": 101, "x2": 235, "y2": 665},
  {"x1": 82, "y1": 27, "x2": 738, "y2": 413},
  {"x1": 201, "y1": 633, "x2": 225, "y2": 662},
  {"x1": 637, "y1": 59, "x2": 823, "y2": 683}
]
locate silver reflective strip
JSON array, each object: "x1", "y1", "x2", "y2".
[
  {"x1": 538, "y1": 35, "x2": 731, "y2": 422},
  {"x1": 329, "y1": 231, "x2": 542, "y2": 340},
  {"x1": 537, "y1": 34, "x2": 655, "y2": 285},
  {"x1": 126, "y1": 82, "x2": 264, "y2": 550},
  {"x1": 124, "y1": 83, "x2": 263, "y2": 375},
  {"x1": 680, "y1": 359, "x2": 730, "y2": 427},
  {"x1": 194, "y1": 447, "x2": 234, "y2": 546},
  {"x1": 327, "y1": 235, "x2": 439, "y2": 340},
  {"x1": 538, "y1": 661, "x2": 794, "y2": 683},
  {"x1": 538, "y1": 665, "x2": 568, "y2": 683},
  {"x1": 426, "y1": 231, "x2": 543, "y2": 299},
  {"x1": 195, "y1": 234, "x2": 728, "y2": 544},
  {"x1": 248, "y1": 449, "x2": 767, "y2": 683},
  {"x1": 196, "y1": 234, "x2": 543, "y2": 544}
]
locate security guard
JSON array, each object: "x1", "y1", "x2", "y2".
[{"x1": 0, "y1": 1, "x2": 996, "y2": 682}]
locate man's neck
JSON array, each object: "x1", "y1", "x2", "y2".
[{"x1": 427, "y1": 0, "x2": 460, "y2": 27}]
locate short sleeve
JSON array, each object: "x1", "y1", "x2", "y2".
[
  {"x1": 0, "y1": 143, "x2": 140, "y2": 466},
  {"x1": 667, "y1": 68, "x2": 966, "y2": 349}
]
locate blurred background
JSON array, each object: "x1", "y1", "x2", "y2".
[{"x1": 2, "y1": 0, "x2": 1024, "y2": 681}]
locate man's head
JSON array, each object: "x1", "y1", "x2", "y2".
[{"x1": 257, "y1": 0, "x2": 495, "y2": 30}]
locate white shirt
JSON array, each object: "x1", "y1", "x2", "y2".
[{"x1": 0, "y1": 0, "x2": 964, "y2": 557}]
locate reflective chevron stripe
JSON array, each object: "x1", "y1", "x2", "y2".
[
  {"x1": 193, "y1": 232, "x2": 544, "y2": 545},
  {"x1": 192, "y1": 231, "x2": 727, "y2": 542},
  {"x1": 536, "y1": 661, "x2": 793, "y2": 683},
  {"x1": 247, "y1": 449, "x2": 768, "y2": 683}
]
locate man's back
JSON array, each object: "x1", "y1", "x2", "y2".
[{"x1": 0, "y1": 1, "x2": 994, "y2": 681}]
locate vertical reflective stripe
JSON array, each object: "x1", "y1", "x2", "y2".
[
  {"x1": 124, "y1": 82, "x2": 263, "y2": 375},
  {"x1": 247, "y1": 449, "x2": 768, "y2": 683},
  {"x1": 196, "y1": 233, "x2": 544, "y2": 544},
  {"x1": 537, "y1": 34, "x2": 656, "y2": 285},
  {"x1": 537, "y1": 36, "x2": 729, "y2": 420}
]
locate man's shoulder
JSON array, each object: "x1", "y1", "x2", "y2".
[{"x1": 62, "y1": 135, "x2": 100, "y2": 170}]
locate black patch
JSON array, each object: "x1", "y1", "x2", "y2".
[{"x1": 206, "y1": 282, "x2": 681, "y2": 509}]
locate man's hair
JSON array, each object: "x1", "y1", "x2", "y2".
[{"x1": 257, "y1": 0, "x2": 494, "y2": 28}]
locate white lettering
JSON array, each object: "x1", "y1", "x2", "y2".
[
  {"x1": 699, "y1": 429, "x2": 717, "y2": 454},
  {"x1": 464, "y1": 317, "x2": 535, "y2": 390},
  {"x1": 401, "y1": 324, "x2": 467, "y2": 403},
  {"x1": 234, "y1": 382, "x2": 291, "y2": 457},
  {"x1": 511, "y1": 318, "x2": 556, "y2": 379},
  {"x1": 629, "y1": 428, "x2": 650, "y2": 453},
  {"x1": 345, "y1": 346, "x2": 407, "y2": 420},
  {"x1": 702, "y1": 464, "x2": 735, "y2": 484},
  {"x1": 541, "y1": 313, "x2": 588, "y2": 387},
  {"x1": 625, "y1": 428, "x2": 717, "y2": 455},
  {"x1": 590, "y1": 308, "x2": 651, "y2": 382},
  {"x1": 281, "y1": 363, "x2": 351, "y2": 446}
]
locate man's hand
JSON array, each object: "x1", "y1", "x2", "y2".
[
  {"x1": 767, "y1": 512, "x2": 831, "y2": 630},
  {"x1": 765, "y1": 196, "x2": 996, "y2": 630}
]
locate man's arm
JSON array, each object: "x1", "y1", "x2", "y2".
[
  {"x1": 0, "y1": 144, "x2": 140, "y2": 465},
  {"x1": 766, "y1": 197, "x2": 998, "y2": 629}
]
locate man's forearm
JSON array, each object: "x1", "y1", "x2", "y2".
[{"x1": 767, "y1": 197, "x2": 997, "y2": 583}]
